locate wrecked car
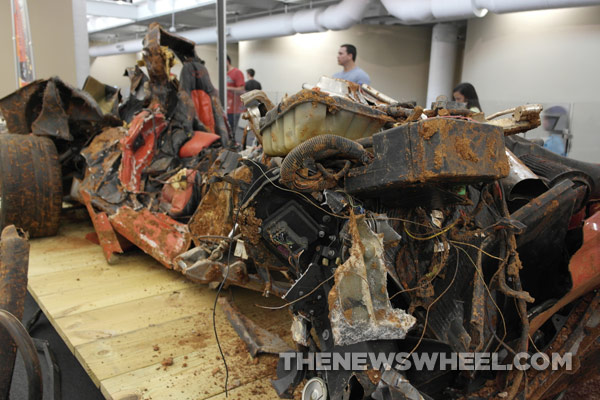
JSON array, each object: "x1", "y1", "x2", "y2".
[{"x1": 0, "y1": 23, "x2": 599, "y2": 400}]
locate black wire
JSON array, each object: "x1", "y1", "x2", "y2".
[
  {"x1": 211, "y1": 232, "x2": 234, "y2": 397},
  {"x1": 211, "y1": 163, "x2": 276, "y2": 397}
]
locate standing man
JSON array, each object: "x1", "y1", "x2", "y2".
[
  {"x1": 542, "y1": 105, "x2": 570, "y2": 156},
  {"x1": 244, "y1": 68, "x2": 262, "y2": 91},
  {"x1": 226, "y1": 55, "x2": 245, "y2": 134},
  {"x1": 333, "y1": 44, "x2": 370, "y2": 85}
]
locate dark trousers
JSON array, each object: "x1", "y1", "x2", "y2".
[{"x1": 228, "y1": 113, "x2": 241, "y2": 135}]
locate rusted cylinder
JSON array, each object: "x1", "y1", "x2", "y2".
[{"x1": 0, "y1": 225, "x2": 30, "y2": 399}]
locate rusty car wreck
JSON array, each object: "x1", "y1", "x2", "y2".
[{"x1": 0, "y1": 24, "x2": 599, "y2": 400}]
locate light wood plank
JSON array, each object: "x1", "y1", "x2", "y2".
[
  {"x1": 75, "y1": 298, "x2": 291, "y2": 384},
  {"x1": 55, "y1": 285, "x2": 288, "y2": 349},
  {"x1": 29, "y1": 256, "x2": 181, "y2": 298},
  {"x1": 100, "y1": 342, "x2": 281, "y2": 400},
  {"x1": 28, "y1": 272, "x2": 193, "y2": 320},
  {"x1": 55, "y1": 287, "x2": 203, "y2": 348},
  {"x1": 28, "y1": 220, "x2": 294, "y2": 399}
]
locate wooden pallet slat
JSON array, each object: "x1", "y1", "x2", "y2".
[{"x1": 27, "y1": 221, "x2": 291, "y2": 400}]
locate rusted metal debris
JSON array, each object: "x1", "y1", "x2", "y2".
[
  {"x1": 82, "y1": 75, "x2": 121, "y2": 116},
  {"x1": 118, "y1": 109, "x2": 167, "y2": 193},
  {"x1": 0, "y1": 76, "x2": 115, "y2": 141},
  {"x1": 80, "y1": 190, "x2": 124, "y2": 264},
  {"x1": 1, "y1": 21, "x2": 599, "y2": 400},
  {"x1": 109, "y1": 206, "x2": 191, "y2": 269},
  {"x1": 218, "y1": 297, "x2": 292, "y2": 357},
  {"x1": 328, "y1": 213, "x2": 415, "y2": 346},
  {"x1": 0, "y1": 226, "x2": 31, "y2": 399},
  {"x1": 345, "y1": 117, "x2": 510, "y2": 195}
]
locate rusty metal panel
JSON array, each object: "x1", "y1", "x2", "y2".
[
  {"x1": 529, "y1": 211, "x2": 600, "y2": 333},
  {"x1": 31, "y1": 78, "x2": 72, "y2": 140},
  {"x1": 328, "y1": 214, "x2": 415, "y2": 346},
  {"x1": 0, "y1": 225, "x2": 30, "y2": 399},
  {"x1": 218, "y1": 297, "x2": 292, "y2": 357},
  {"x1": 109, "y1": 206, "x2": 191, "y2": 269},
  {"x1": 0, "y1": 77, "x2": 105, "y2": 141},
  {"x1": 345, "y1": 117, "x2": 510, "y2": 194},
  {"x1": 260, "y1": 89, "x2": 394, "y2": 156},
  {"x1": 0, "y1": 79, "x2": 45, "y2": 134},
  {"x1": 81, "y1": 190, "x2": 124, "y2": 264},
  {"x1": 118, "y1": 110, "x2": 167, "y2": 193}
]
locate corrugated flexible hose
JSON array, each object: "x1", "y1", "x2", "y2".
[{"x1": 280, "y1": 134, "x2": 372, "y2": 192}]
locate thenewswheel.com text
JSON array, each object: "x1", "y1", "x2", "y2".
[{"x1": 280, "y1": 351, "x2": 572, "y2": 372}]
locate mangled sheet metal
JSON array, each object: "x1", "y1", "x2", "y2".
[
  {"x1": 345, "y1": 117, "x2": 510, "y2": 194},
  {"x1": 328, "y1": 214, "x2": 415, "y2": 346},
  {"x1": 0, "y1": 76, "x2": 121, "y2": 186},
  {"x1": 0, "y1": 226, "x2": 30, "y2": 399},
  {"x1": 33, "y1": 69, "x2": 600, "y2": 399},
  {"x1": 260, "y1": 88, "x2": 395, "y2": 156},
  {"x1": 119, "y1": 109, "x2": 167, "y2": 193},
  {"x1": 120, "y1": 66, "x2": 149, "y2": 123},
  {"x1": 82, "y1": 76, "x2": 121, "y2": 116},
  {"x1": 1, "y1": 20, "x2": 599, "y2": 400},
  {"x1": 109, "y1": 206, "x2": 191, "y2": 269},
  {"x1": 218, "y1": 297, "x2": 292, "y2": 357},
  {"x1": 80, "y1": 190, "x2": 124, "y2": 263},
  {"x1": 79, "y1": 126, "x2": 128, "y2": 207},
  {"x1": 0, "y1": 77, "x2": 105, "y2": 140}
]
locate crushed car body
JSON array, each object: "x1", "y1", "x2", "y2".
[{"x1": 0, "y1": 23, "x2": 599, "y2": 400}]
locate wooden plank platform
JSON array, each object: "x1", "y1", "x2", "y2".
[{"x1": 27, "y1": 218, "x2": 293, "y2": 400}]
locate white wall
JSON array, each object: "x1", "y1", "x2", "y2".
[
  {"x1": 0, "y1": 1, "x2": 16, "y2": 97},
  {"x1": 239, "y1": 24, "x2": 431, "y2": 105},
  {"x1": 462, "y1": 6, "x2": 600, "y2": 162},
  {"x1": 0, "y1": 0, "x2": 78, "y2": 98}
]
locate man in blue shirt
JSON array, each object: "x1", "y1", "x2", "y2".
[
  {"x1": 333, "y1": 44, "x2": 371, "y2": 85},
  {"x1": 542, "y1": 105, "x2": 570, "y2": 157}
]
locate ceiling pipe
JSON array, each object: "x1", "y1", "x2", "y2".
[
  {"x1": 380, "y1": 0, "x2": 600, "y2": 24},
  {"x1": 317, "y1": 0, "x2": 372, "y2": 30},
  {"x1": 425, "y1": 23, "x2": 460, "y2": 108},
  {"x1": 379, "y1": 0, "x2": 486, "y2": 24},
  {"x1": 89, "y1": 0, "x2": 371, "y2": 57},
  {"x1": 90, "y1": 0, "x2": 600, "y2": 57},
  {"x1": 474, "y1": 0, "x2": 600, "y2": 13}
]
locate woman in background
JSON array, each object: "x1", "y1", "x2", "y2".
[{"x1": 453, "y1": 82, "x2": 482, "y2": 113}]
